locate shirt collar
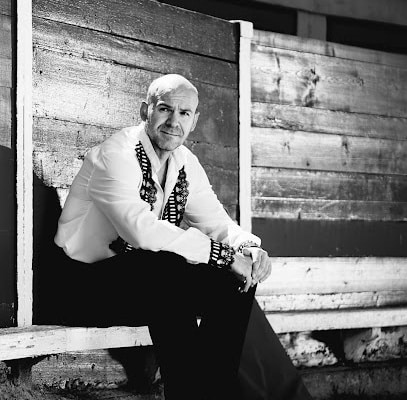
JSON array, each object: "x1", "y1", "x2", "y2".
[{"x1": 137, "y1": 122, "x2": 187, "y2": 173}]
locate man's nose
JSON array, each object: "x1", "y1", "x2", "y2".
[{"x1": 166, "y1": 111, "x2": 180, "y2": 128}]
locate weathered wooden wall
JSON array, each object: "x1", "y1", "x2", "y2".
[
  {"x1": 31, "y1": 0, "x2": 239, "y2": 217},
  {"x1": 0, "y1": 0, "x2": 15, "y2": 328},
  {"x1": 251, "y1": 30, "x2": 407, "y2": 256}
]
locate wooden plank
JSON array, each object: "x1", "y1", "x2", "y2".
[
  {"x1": 251, "y1": 44, "x2": 407, "y2": 118},
  {"x1": 33, "y1": 48, "x2": 238, "y2": 147},
  {"x1": 252, "y1": 218, "x2": 407, "y2": 257},
  {"x1": 0, "y1": 325, "x2": 152, "y2": 361},
  {"x1": 33, "y1": 0, "x2": 238, "y2": 62},
  {"x1": 252, "y1": 197, "x2": 407, "y2": 221},
  {"x1": 0, "y1": 14, "x2": 11, "y2": 59},
  {"x1": 254, "y1": 0, "x2": 407, "y2": 28},
  {"x1": 252, "y1": 102, "x2": 407, "y2": 141},
  {"x1": 267, "y1": 307, "x2": 407, "y2": 333},
  {"x1": 256, "y1": 257, "x2": 407, "y2": 296},
  {"x1": 297, "y1": 10, "x2": 326, "y2": 40},
  {"x1": 257, "y1": 291, "x2": 407, "y2": 312},
  {"x1": 252, "y1": 167, "x2": 407, "y2": 202},
  {"x1": 16, "y1": 0, "x2": 33, "y2": 327},
  {"x1": 0, "y1": 0, "x2": 11, "y2": 16},
  {"x1": 0, "y1": 87, "x2": 11, "y2": 147},
  {"x1": 32, "y1": 17, "x2": 237, "y2": 90},
  {"x1": 253, "y1": 30, "x2": 407, "y2": 69},
  {"x1": 252, "y1": 127, "x2": 407, "y2": 176}
]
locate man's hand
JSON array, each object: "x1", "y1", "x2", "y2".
[
  {"x1": 242, "y1": 247, "x2": 272, "y2": 285},
  {"x1": 230, "y1": 253, "x2": 253, "y2": 293}
]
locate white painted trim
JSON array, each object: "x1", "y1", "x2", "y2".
[
  {"x1": 231, "y1": 20, "x2": 253, "y2": 232},
  {"x1": 16, "y1": 0, "x2": 33, "y2": 327}
]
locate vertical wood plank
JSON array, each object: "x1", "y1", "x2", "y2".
[
  {"x1": 233, "y1": 20, "x2": 253, "y2": 231},
  {"x1": 16, "y1": 0, "x2": 33, "y2": 327}
]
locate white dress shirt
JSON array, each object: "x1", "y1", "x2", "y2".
[{"x1": 54, "y1": 124, "x2": 261, "y2": 264}]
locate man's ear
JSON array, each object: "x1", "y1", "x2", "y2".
[
  {"x1": 140, "y1": 101, "x2": 148, "y2": 121},
  {"x1": 191, "y1": 112, "x2": 200, "y2": 132}
]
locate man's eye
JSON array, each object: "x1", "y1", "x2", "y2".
[
  {"x1": 159, "y1": 107, "x2": 170, "y2": 112},
  {"x1": 181, "y1": 112, "x2": 190, "y2": 117}
]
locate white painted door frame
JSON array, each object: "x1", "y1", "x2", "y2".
[{"x1": 16, "y1": 0, "x2": 33, "y2": 327}]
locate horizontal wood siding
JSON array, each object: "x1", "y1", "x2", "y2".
[
  {"x1": 251, "y1": 29, "x2": 407, "y2": 258},
  {"x1": 0, "y1": 0, "x2": 14, "y2": 327},
  {"x1": 33, "y1": 0, "x2": 238, "y2": 62},
  {"x1": 32, "y1": 0, "x2": 239, "y2": 218}
]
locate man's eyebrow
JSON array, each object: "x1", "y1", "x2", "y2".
[
  {"x1": 156, "y1": 102, "x2": 172, "y2": 108},
  {"x1": 157, "y1": 102, "x2": 193, "y2": 112}
]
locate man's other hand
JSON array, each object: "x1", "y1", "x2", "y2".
[
  {"x1": 243, "y1": 247, "x2": 272, "y2": 285},
  {"x1": 230, "y1": 253, "x2": 253, "y2": 292}
]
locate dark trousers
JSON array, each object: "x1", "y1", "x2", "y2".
[
  {"x1": 38, "y1": 248, "x2": 256, "y2": 400},
  {"x1": 37, "y1": 247, "x2": 313, "y2": 400}
]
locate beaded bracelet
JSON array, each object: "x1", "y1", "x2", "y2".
[{"x1": 208, "y1": 239, "x2": 235, "y2": 270}]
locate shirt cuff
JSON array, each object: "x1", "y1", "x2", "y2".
[{"x1": 208, "y1": 239, "x2": 235, "y2": 270}]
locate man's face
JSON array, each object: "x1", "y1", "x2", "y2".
[{"x1": 141, "y1": 86, "x2": 200, "y2": 159}]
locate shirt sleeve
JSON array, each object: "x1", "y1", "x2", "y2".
[
  {"x1": 183, "y1": 154, "x2": 261, "y2": 250},
  {"x1": 87, "y1": 147, "x2": 212, "y2": 264}
]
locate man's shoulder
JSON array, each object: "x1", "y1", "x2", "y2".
[{"x1": 91, "y1": 125, "x2": 142, "y2": 156}]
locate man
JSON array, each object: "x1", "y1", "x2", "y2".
[{"x1": 53, "y1": 74, "x2": 311, "y2": 399}]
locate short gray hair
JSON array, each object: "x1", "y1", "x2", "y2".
[{"x1": 146, "y1": 74, "x2": 198, "y2": 105}]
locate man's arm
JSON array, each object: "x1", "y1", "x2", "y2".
[
  {"x1": 182, "y1": 153, "x2": 272, "y2": 287},
  {"x1": 87, "y1": 146, "x2": 214, "y2": 264},
  {"x1": 183, "y1": 153, "x2": 261, "y2": 250}
]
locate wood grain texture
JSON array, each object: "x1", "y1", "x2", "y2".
[
  {"x1": 252, "y1": 127, "x2": 407, "y2": 176},
  {"x1": 256, "y1": 257, "x2": 407, "y2": 296},
  {"x1": 251, "y1": 44, "x2": 407, "y2": 118},
  {"x1": 252, "y1": 102, "x2": 407, "y2": 141},
  {"x1": 0, "y1": 87, "x2": 11, "y2": 147},
  {"x1": 257, "y1": 291, "x2": 407, "y2": 312},
  {"x1": 33, "y1": 48, "x2": 238, "y2": 147},
  {"x1": 0, "y1": 0, "x2": 11, "y2": 16},
  {"x1": 0, "y1": 14, "x2": 11, "y2": 88},
  {"x1": 33, "y1": 17, "x2": 237, "y2": 90},
  {"x1": 253, "y1": 29, "x2": 407, "y2": 68},
  {"x1": 0, "y1": 14, "x2": 11, "y2": 59},
  {"x1": 252, "y1": 167, "x2": 407, "y2": 202},
  {"x1": 252, "y1": 197, "x2": 407, "y2": 221},
  {"x1": 33, "y1": 0, "x2": 238, "y2": 62},
  {"x1": 0, "y1": 325, "x2": 153, "y2": 361}
]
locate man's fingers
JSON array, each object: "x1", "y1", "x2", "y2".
[
  {"x1": 252, "y1": 251, "x2": 265, "y2": 281},
  {"x1": 244, "y1": 274, "x2": 252, "y2": 292},
  {"x1": 259, "y1": 258, "x2": 272, "y2": 283}
]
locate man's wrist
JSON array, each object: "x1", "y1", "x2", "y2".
[{"x1": 208, "y1": 239, "x2": 235, "y2": 270}]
